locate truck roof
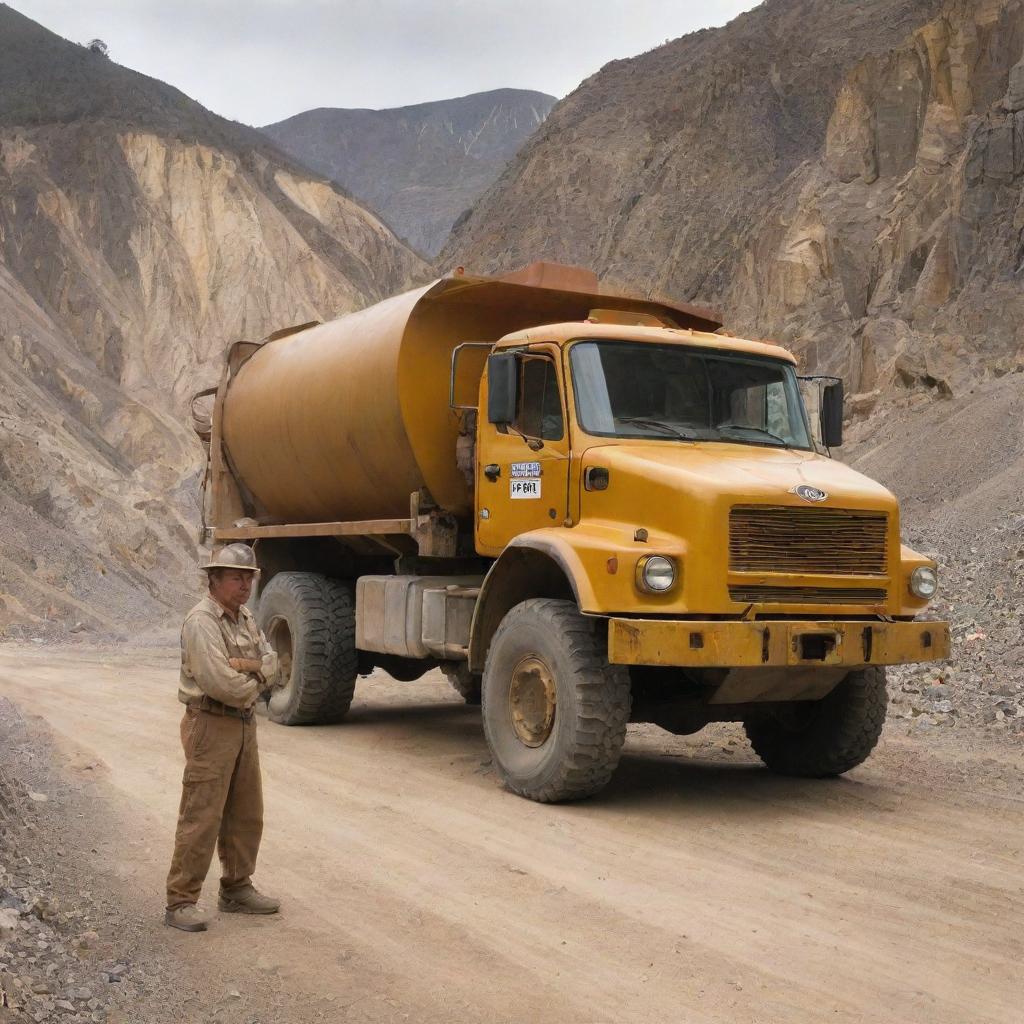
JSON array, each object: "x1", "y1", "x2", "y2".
[{"x1": 495, "y1": 321, "x2": 799, "y2": 365}]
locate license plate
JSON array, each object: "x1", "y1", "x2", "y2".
[{"x1": 510, "y1": 478, "x2": 541, "y2": 499}]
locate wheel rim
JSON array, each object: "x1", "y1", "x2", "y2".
[
  {"x1": 267, "y1": 616, "x2": 294, "y2": 703},
  {"x1": 508, "y1": 656, "x2": 557, "y2": 747}
]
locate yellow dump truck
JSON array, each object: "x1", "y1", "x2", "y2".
[{"x1": 195, "y1": 262, "x2": 949, "y2": 802}]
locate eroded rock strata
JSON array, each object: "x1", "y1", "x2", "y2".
[{"x1": 0, "y1": 6, "x2": 427, "y2": 633}]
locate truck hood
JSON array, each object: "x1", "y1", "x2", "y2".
[
  {"x1": 572, "y1": 441, "x2": 907, "y2": 617},
  {"x1": 584, "y1": 441, "x2": 897, "y2": 510}
]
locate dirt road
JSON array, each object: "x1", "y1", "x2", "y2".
[{"x1": 0, "y1": 643, "x2": 1020, "y2": 1024}]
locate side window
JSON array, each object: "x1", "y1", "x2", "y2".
[{"x1": 515, "y1": 357, "x2": 564, "y2": 440}]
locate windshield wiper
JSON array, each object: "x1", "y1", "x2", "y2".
[
  {"x1": 616, "y1": 416, "x2": 697, "y2": 441},
  {"x1": 715, "y1": 424, "x2": 791, "y2": 447}
]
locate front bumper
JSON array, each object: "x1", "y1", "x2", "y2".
[{"x1": 607, "y1": 617, "x2": 949, "y2": 668}]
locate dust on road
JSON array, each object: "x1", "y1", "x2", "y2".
[{"x1": 0, "y1": 643, "x2": 1020, "y2": 1024}]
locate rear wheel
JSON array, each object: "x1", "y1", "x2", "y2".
[
  {"x1": 481, "y1": 599, "x2": 631, "y2": 803},
  {"x1": 256, "y1": 572, "x2": 357, "y2": 725},
  {"x1": 743, "y1": 666, "x2": 887, "y2": 777}
]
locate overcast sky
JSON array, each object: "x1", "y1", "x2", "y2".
[{"x1": 13, "y1": 1, "x2": 758, "y2": 126}]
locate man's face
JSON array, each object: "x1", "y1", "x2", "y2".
[{"x1": 209, "y1": 569, "x2": 255, "y2": 614}]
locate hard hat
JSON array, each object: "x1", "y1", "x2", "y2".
[{"x1": 201, "y1": 543, "x2": 260, "y2": 574}]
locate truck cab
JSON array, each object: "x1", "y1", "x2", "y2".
[{"x1": 473, "y1": 318, "x2": 932, "y2": 621}]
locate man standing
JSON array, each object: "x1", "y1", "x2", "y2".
[{"x1": 165, "y1": 543, "x2": 280, "y2": 932}]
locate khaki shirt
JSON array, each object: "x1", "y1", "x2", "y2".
[{"x1": 178, "y1": 596, "x2": 279, "y2": 709}]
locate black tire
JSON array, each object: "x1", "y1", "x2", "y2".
[
  {"x1": 481, "y1": 599, "x2": 631, "y2": 803},
  {"x1": 743, "y1": 666, "x2": 887, "y2": 777},
  {"x1": 256, "y1": 572, "x2": 357, "y2": 726}
]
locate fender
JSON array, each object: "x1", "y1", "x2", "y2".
[
  {"x1": 467, "y1": 530, "x2": 596, "y2": 673},
  {"x1": 469, "y1": 527, "x2": 641, "y2": 672},
  {"x1": 468, "y1": 525, "x2": 691, "y2": 671},
  {"x1": 503, "y1": 530, "x2": 603, "y2": 605}
]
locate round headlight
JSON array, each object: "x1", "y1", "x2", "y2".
[
  {"x1": 637, "y1": 555, "x2": 677, "y2": 593},
  {"x1": 910, "y1": 566, "x2": 937, "y2": 599}
]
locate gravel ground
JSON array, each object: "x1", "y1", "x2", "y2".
[
  {"x1": 887, "y1": 514, "x2": 1024, "y2": 739},
  {"x1": 0, "y1": 699, "x2": 144, "y2": 1023},
  {"x1": 0, "y1": 691, "x2": 368, "y2": 1024}
]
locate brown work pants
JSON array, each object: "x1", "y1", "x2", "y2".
[{"x1": 166, "y1": 706, "x2": 263, "y2": 909}]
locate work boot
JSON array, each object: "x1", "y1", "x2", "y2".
[
  {"x1": 164, "y1": 904, "x2": 209, "y2": 932},
  {"x1": 218, "y1": 884, "x2": 280, "y2": 915}
]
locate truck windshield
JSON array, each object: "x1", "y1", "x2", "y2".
[{"x1": 569, "y1": 340, "x2": 812, "y2": 449}]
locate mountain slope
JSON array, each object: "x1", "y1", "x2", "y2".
[
  {"x1": 263, "y1": 89, "x2": 556, "y2": 255},
  {"x1": 723, "y1": 0, "x2": 1024, "y2": 393},
  {"x1": 0, "y1": 4, "x2": 429, "y2": 635},
  {"x1": 441, "y1": 0, "x2": 948, "y2": 299}
]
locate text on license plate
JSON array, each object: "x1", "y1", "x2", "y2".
[{"x1": 510, "y1": 478, "x2": 541, "y2": 499}]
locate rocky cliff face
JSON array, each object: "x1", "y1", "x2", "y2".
[
  {"x1": 263, "y1": 89, "x2": 555, "y2": 256},
  {"x1": 0, "y1": 5, "x2": 428, "y2": 635},
  {"x1": 444, "y1": 0, "x2": 1023, "y2": 405},
  {"x1": 443, "y1": 1, "x2": 945, "y2": 296},
  {"x1": 725, "y1": 0, "x2": 1024, "y2": 404}
]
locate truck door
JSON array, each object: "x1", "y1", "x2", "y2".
[{"x1": 476, "y1": 350, "x2": 570, "y2": 555}]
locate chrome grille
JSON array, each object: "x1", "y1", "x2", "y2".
[
  {"x1": 729, "y1": 585, "x2": 887, "y2": 605},
  {"x1": 729, "y1": 506, "x2": 888, "y2": 575}
]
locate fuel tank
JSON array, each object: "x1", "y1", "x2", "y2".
[{"x1": 220, "y1": 267, "x2": 720, "y2": 524}]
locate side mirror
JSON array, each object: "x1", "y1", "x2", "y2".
[
  {"x1": 821, "y1": 380, "x2": 844, "y2": 448},
  {"x1": 487, "y1": 353, "x2": 517, "y2": 425}
]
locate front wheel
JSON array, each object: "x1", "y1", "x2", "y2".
[
  {"x1": 481, "y1": 599, "x2": 631, "y2": 803},
  {"x1": 743, "y1": 666, "x2": 887, "y2": 777}
]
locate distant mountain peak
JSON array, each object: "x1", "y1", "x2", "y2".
[{"x1": 262, "y1": 88, "x2": 557, "y2": 256}]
